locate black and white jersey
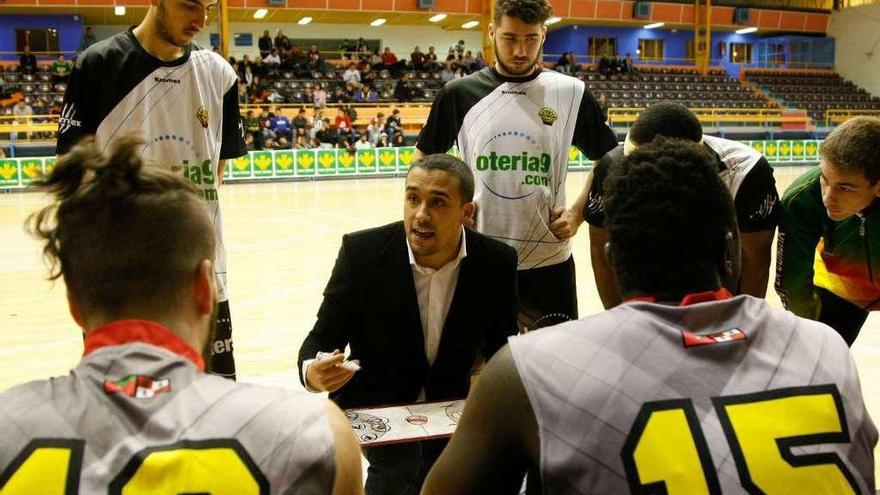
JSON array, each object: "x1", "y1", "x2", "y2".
[
  {"x1": 57, "y1": 29, "x2": 246, "y2": 302},
  {"x1": 418, "y1": 68, "x2": 617, "y2": 270},
  {"x1": 585, "y1": 135, "x2": 780, "y2": 233}
]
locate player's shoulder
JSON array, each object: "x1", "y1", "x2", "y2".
[
  {"x1": 442, "y1": 67, "x2": 501, "y2": 95},
  {"x1": 538, "y1": 68, "x2": 585, "y2": 89},
  {"x1": 781, "y1": 167, "x2": 821, "y2": 207},
  {"x1": 191, "y1": 49, "x2": 237, "y2": 76},
  {"x1": 74, "y1": 31, "x2": 135, "y2": 70}
]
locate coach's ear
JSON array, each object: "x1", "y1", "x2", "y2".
[{"x1": 66, "y1": 289, "x2": 86, "y2": 332}]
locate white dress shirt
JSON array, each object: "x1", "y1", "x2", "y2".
[
  {"x1": 406, "y1": 226, "x2": 467, "y2": 366},
  {"x1": 302, "y1": 227, "x2": 467, "y2": 395}
]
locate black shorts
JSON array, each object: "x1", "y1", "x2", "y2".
[
  {"x1": 818, "y1": 288, "x2": 869, "y2": 347},
  {"x1": 516, "y1": 255, "x2": 578, "y2": 332},
  {"x1": 210, "y1": 300, "x2": 236, "y2": 380}
]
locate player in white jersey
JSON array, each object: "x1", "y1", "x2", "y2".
[
  {"x1": 585, "y1": 103, "x2": 780, "y2": 308},
  {"x1": 56, "y1": 0, "x2": 245, "y2": 379},
  {"x1": 415, "y1": 0, "x2": 618, "y2": 331},
  {"x1": 423, "y1": 138, "x2": 876, "y2": 494},
  {"x1": 0, "y1": 137, "x2": 362, "y2": 494}
]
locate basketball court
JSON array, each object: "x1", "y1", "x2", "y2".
[{"x1": 1, "y1": 165, "x2": 878, "y2": 480}]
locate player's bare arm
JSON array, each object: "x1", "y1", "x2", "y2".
[
  {"x1": 325, "y1": 400, "x2": 365, "y2": 495},
  {"x1": 739, "y1": 229, "x2": 775, "y2": 298},
  {"x1": 422, "y1": 346, "x2": 538, "y2": 494},
  {"x1": 218, "y1": 159, "x2": 226, "y2": 186}
]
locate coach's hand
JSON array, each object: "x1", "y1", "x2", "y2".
[
  {"x1": 306, "y1": 350, "x2": 356, "y2": 392},
  {"x1": 549, "y1": 207, "x2": 582, "y2": 240}
]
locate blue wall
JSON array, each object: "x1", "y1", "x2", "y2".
[
  {"x1": 0, "y1": 15, "x2": 84, "y2": 61},
  {"x1": 543, "y1": 25, "x2": 811, "y2": 77}
]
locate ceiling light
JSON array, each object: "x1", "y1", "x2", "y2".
[
  {"x1": 370, "y1": 18, "x2": 386, "y2": 26},
  {"x1": 114, "y1": 5, "x2": 126, "y2": 15},
  {"x1": 253, "y1": 8, "x2": 268, "y2": 19},
  {"x1": 545, "y1": 16, "x2": 562, "y2": 25},
  {"x1": 461, "y1": 20, "x2": 479, "y2": 29},
  {"x1": 644, "y1": 22, "x2": 665, "y2": 29},
  {"x1": 429, "y1": 13, "x2": 447, "y2": 22},
  {"x1": 298, "y1": 16, "x2": 312, "y2": 25},
  {"x1": 735, "y1": 26, "x2": 758, "y2": 34}
]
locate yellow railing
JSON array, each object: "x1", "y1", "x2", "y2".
[
  {"x1": 0, "y1": 115, "x2": 58, "y2": 137},
  {"x1": 825, "y1": 109, "x2": 880, "y2": 126},
  {"x1": 608, "y1": 107, "x2": 809, "y2": 126}
]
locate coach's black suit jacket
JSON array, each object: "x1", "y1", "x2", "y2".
[{"x1": 298, "y1": 221, "x2": 519, "y2": 409}]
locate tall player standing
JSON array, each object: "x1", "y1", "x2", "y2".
[
  {"x1": 414, "y1": 0, "x2": 618, "y2": 330},
  {"x1": 56, "y1": 0, "x2": 245, "y2": 379}
]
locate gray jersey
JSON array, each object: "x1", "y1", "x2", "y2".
[
  {"x1": 0, "y1": 321, "x2": 335, "y2": 494},
  {"x1": 509, "y1": 294, "x2": 877, "y2": 494}
]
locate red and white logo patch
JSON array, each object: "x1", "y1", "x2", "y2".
[
  {"x1": 103, "y1": 375, "x2": 171, "y2": 398},
  {"x1": 682, "y1": 328, "x2": 747, "y2": 348}
]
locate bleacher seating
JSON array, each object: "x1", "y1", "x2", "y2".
[
  {"x1": 576, "y1": 65, "x2": 777, "y2": 111},
  {"x1": 744, "y1": 69, "x2": 880, "y2": 123}
]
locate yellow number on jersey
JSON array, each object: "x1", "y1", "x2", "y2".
[
  {"x1": 109, "y1": 440, "x2": 269, "y2": 494},
  {"x1": 0, "y1": 439, "x2": 84, "y2": 495},
  {"x1": 622, "y1": 400, "x2": 721, "y2": 494},
  {"x1": 622, "y1": 385, "x2": 858, "y2": 494},
  {"x1": 714, "y1": 385, "x2": 859, "y2": 494}
]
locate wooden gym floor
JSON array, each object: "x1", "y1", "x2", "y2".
[{"x1": 1, "y1": 166, "x2": 878, "y2": 480}]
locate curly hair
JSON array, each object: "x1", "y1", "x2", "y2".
[
  {"x1": 604, "y1": 137, "x2": 737, "y2": 297},
  {"x1": 27, "y1": 135, "x2": 215, "y2": 317},
  {"x1": 630, "y1": 102, "x2": 703, "y2": 146},
  {"x1": 494, "y1": 0, "x2": 553, "y2": 25}
]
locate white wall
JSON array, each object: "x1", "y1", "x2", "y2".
[
  {"x1": 827, "y1": 3, "x2": 880, "y2": 96},
  {"x1": 92, "y1": 22, "x2": 484, "y2": 61}
]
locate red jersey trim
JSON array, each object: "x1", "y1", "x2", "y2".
[
  {"x1": 83, "y1": 320, "x2": 205, "y2": 371},
  {"x1": 624, "y1": 287, "x2": 733, "y2": 306}
]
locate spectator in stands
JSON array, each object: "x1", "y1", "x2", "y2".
[
  {"x1": 0, "y1": 75, "x2": 6, "y2": 97},
  {"x1": 385, "y1": 108, "x2": 402, "y2": 140},
  {"x1": 265, "y1": 48, "x2": 281, "y2": 66},
  {"x1": 301, "y1": 87, "x2": 314, "y2": 105},
  {"x1": 368, "y1": 49, "x2": 382, "y2": 67},
  {"x1": 289, "y1": 44, "x2": 306, "y2": 69},
  {"x1": 295, "y1": 129, "x2": 309, "y2": 149},
  {"x1": 313, "y1": 84, "x2": 327, "y2": 109},
  {"x1": 343, "y1": 62, "x2": 362, "y2": 88},
  {"x1": 308, "y1": 45, "x2": 321, "y2": 60},
  {"x1": 440, "y1": 62, "x2": 455, "y2": 84},
  {"x1": 473, "y1": 51, "x2": 486, "y2": 71},
  {"x1": 334, "y1": 107, "x2": 352, "y2": 131},
  {"x1": 555, "y1": 52, "x2": 574, "y2": 75},
  {"x1": 381, "y1": 47, "x2": 400, "y2": 75},
  {"x1": 460, "y1": 51, "x2": 475, "y2": 72},
  {"x1": 263, "y1": 137, "x2": 277, "y2": 150},
  {"x1": 426, "y1": 46, "x2": 439, "y2": 69},
  {"x1": 452, "y1": 39, "x2": 465, "y2": 58},
  {"x1": 19, "y1": 47, "x2": 37, "y2": 75},
  {"x1": 293, "y1": 107, "x2": 309, "y2": 130},
  {"x1": 367, "y1": 113, "x2": 384, "y2": 144},
  {"x1": 274, "y1": 30, "x2": 291, "y2": 52},
  {"x1": 259, "y1": 108, "x2": 275, "y2": 140},
  {"x1": 244, "y1": 132, "x2": 256, "y2": 151},
  {"x1": 270, "y1": 109, "x2": 293, "y2": 141},
  {"x1": 376, "y1": 132, "x2": 390, "y2": 148},
  {"x1": 411, "y1": 46, "x2": 427, "y2": 70},
  {"x1": 622, "y1": 53, "x2": 635, "y2": 73},
  {"x1": 354, "y1": 133, "x2": 372, "y2": 150},
  {"x1": 242, "y1": 64, "x2": 254, "y2": 87},
  {"x1": 252, "y1": 56, "x2": 267, "y2": 78},
  {"x1": 79, "y1": 27, "x2": 97, "y2": 53},
  {"x1": 307, "y1": 51, "x2": 328, "y2": 73},
  {"x1": 310, "y1": 109, "x2": 325, "y2": 140},
  {"x1": 393, "y1": 73, "x2": 415, "y2": 101},
  {"x1": 317, "y1": 118, "x2": 337, "y2": 147},
  {"x1": 244, "y1": 110, "x2": 261, "y2": 147},
  {"x1": 267, "y1": 86, "x2": 285, "y2": 104},
  {"x1": 392, "y1": 132, "x2": 406, "y2": 147},
  {"x1": 355, "y1": 85, "x2": 376, "y2": 103},
  {"x1": 258, "y1": 30, "x2": 273, "y2": 58},
  {"x1": 13, "y1": 99, "x2": 34, "y2": 139}
]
